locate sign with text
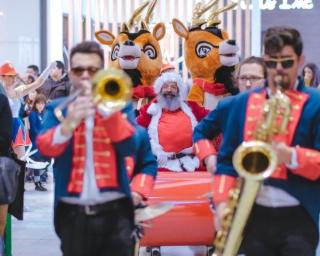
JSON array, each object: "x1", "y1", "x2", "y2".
[{"x1": 234, "y1": 0, "x2": 314, "y2": 10}]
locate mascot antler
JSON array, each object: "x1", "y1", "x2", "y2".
[
  {"x1": 126, "y1": 1, "x2": 150, "y2": 31},
  {"x1": 192, "y1": 0, "x2": 219, "y2": 27},
  {"x1": 141, "y1": 0, "x2": 158, "y2": 30},
  {"x1": 207, "y1": 2, "x2": 238, "y2": 27}
]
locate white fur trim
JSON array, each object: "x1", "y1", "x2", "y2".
[
  {"x1": 153, "y1": 72, "x2": 187, "y2": 99},
  {"x1": 147, "y1": 102, "x2": 199, "y2": 172}
]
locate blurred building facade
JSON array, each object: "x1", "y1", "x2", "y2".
[{"x1": 0, "y1": 0, "x2": 318, "y2": 75}]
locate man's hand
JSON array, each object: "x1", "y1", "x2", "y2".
[
  {"x1": 271, "y1": 141, "x2": 293, "y2": 165},
  {"x1": 204, "y1": 155, "x2": 217, "y2": 173},
  {"x1": 61, "y1": 81, "x2": 95, "y2": 136},
  {"x1": 215, "y1": 201, "x2": 227, "y2": 231},
  {"x1": 132, "y1": 192, "x2": 143, "y2": 206}
]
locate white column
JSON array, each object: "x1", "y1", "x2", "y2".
[
  {"x1": 47, "y1": 0, "x2": 63, "y2": 62},
  {"x1": 251, "y1": 0, "x2": 261, "y2": 56},
  {"x1": 72, "y1": 0, "x2": 83, "y2": 44}
]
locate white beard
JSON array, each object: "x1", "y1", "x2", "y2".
[{"x1": 157, "y1": 94, "x2": 181, "y2": 111}]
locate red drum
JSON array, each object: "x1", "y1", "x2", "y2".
[{"x1": 140, "y1": 172, "x2": 215, "y2": 246}]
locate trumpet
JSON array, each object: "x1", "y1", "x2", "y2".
[{"x1": 54, "y1": 68, "x2": 132, "y2": 122}]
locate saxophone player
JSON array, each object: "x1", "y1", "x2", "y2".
[{"x1": 194, "y1": 27, "x2": 320, "y2": 255}]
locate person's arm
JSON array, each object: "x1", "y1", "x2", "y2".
[
  {"x1": 285, "y1": 109, "x2": 320, "y2": 180},
  {"x1": 0, "y1": 95, "x2": 12, "y2": 154},
  {"x1": 131, "y1": 128, "x2": 157, "y2": 200},
  {"x1": 28, "y1": 111, "x2": 41, "y2": 137},
  {"x1": 14, "y1": 62, "x2": 56, "y2": 98},
  {"x1": 136, "y1": 103, "x2": 152, "y2": 128},
  {"x1": 36, "y1": 103, "x2": 71, "y2": 157},
  {"x1": 193, "y1": 101, "x2": 225, "y2": 162}
]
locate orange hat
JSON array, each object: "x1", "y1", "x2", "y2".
[
  {"x1": 0, "y1": 62, "x2": 17, "y2": 76},
  {"x1": 160, "y1": 63, "x2": 175, "y2": 74}
]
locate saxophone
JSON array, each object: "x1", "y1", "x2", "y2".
[{"x1": 213, "y1": 75, "x2": 291, "y2": 256}]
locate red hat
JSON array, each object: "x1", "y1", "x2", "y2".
[
  {"x1": 0, "y1": 62, "x2": 17, "y2": 76},
  {"x1": 160, "y1": 63, "x2": 175, "y2": 74}
]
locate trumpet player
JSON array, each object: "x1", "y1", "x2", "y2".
[
  {"x1": 36, "y1": 41, "x2": 156, "y2": 256},
  {"x1": 194, "y1": 27, "x2": 320, "y2": 256}
]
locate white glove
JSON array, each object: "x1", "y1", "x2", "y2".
[
  {"x1": 157, "y1": 152, "x2": 173, "y2": 166},
  {"x1": 39, "y1": 62, "x2": 57, "y2": 80},
  {"x1": 204, "y1": 155, "x2": 217, "y2": 173}
]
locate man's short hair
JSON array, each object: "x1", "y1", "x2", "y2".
[
  {"x1": 27, "y1": 65, "x2": 39, "y2": 75},
  {"x1": 239, "y1": 56, "x2": 267, "y2": 79},
  {"x1": 264, "y1": 27, "x2": 303, "y2": 57},
  {"x1": 55, "y1": 60, "x2": 65, "y2": 74},
  {"x1": 70, "y1": 41, "x2": 104, "y2": 67}
]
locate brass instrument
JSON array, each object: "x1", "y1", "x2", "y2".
[
  {"x1": 213, "y1": 75, "x2": 291, "y2": 256},
  {"x1": 54, "y1": 68, "x2": 132, "y2": 122}
]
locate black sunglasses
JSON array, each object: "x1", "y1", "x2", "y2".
[
  {"x1": 264, "y1": 58, "x2": 295, "y2": 69},
  {"x1": 71, "y1": 66, "x2": 100, "y2": 76}
]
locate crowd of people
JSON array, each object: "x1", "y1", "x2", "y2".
[{"x1": 0, "y1": 24, "x2": 320, "y2": 256}]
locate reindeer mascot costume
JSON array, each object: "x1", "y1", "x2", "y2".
[
  {"x1": 172, "y1": 0, "x2": 239, "y2": 110},
  {"x1": 95, "y1": 0, "x2": 166, "y2": 110}
]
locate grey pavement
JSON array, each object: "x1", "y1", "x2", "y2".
[
  {"x1": 12, "y1": 174, "x2": 209, "y2": 256},
  {"x1": 12, "y1": 176, "x2": 61, "y2": 256}
]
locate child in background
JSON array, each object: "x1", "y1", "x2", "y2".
[{"x1": 28, "y1": 94, "x2": 47, "y2": 191}]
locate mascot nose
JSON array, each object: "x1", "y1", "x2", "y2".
[
  {"x1": 124, "y1": 40, "x2": 135, "y2": 46},
  {"x1": 227, "y1": 40, "x2": 236, "y2": 46}
]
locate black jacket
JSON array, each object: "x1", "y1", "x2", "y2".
[
  {"x1": 0, "y1": 93, "x2": 12, "y2": 156},
  {"x1": 40, "y1": 75, "x2": 71, "y2": 101}
]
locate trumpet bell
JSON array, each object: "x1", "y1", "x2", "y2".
[{"x1": 92, "y1": 68, "x2": 132, "y2": 114}]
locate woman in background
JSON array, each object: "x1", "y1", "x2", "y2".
[
  {"x1": 0, "y1": 62, "x2": 54, "y2": 159},
  {"x1": 302, "y1": 63, "x2": 320, "y2": 88}
]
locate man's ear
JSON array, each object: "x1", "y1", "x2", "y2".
[{"x1": 299, "y1": 53, "x2": 305, "y2": 68}]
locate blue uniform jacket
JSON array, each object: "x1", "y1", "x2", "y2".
[
  {"x1": 38, "y1": 98, "x2": 139, "y2": 206},
  {"x1": 217, "y1": 79, "x2": 320, "y2": 224}
]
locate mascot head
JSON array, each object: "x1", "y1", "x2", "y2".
[
  {"x1": 172, "y1": 0, "x2": 239, "y2": 83},
  {"x1": 95, "y1": 0, "x2": 166, "y2": 88}
]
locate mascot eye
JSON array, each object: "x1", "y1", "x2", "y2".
[
  {"x1": 143, "y1": 44, "x2": 157, "y2": 59},
  {"x1": 196, "y1": 42, "x2": 217, "y2": 58},
  {"x1": 111, "y1": 44, "x2": 120, "y2": 61}
]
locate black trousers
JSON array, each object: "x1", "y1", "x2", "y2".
[
  {"x1": 241, "y1": 204, "x2": 318, "y2": 256},
  {"x1": 54, "y1": 198, "x2": 134, "y2": 256}
]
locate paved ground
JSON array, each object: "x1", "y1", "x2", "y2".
[{"x1": 11, "y1": 174, "x2": 209, "y2": 256}]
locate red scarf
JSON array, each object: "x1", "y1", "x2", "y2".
[
  {"x1": 194, "y1": 78, "x2": 227, "y2": 96},
  {"x1": 67, "y1": 113, "x2": 118, "y2": 194},
  {"x1": 133, "y1": 85, "x2": 156, "y2": 100}
]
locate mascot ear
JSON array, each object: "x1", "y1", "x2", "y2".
[
  {"x1": 95, "y1": 31, "x2": 115, "y2": 46},
  {"x1": 153, "y1": 23, "x2": 166, "y2": 41},
  {"x1": 172, "y1": 18, "x2": 188, "y2": 39}
]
